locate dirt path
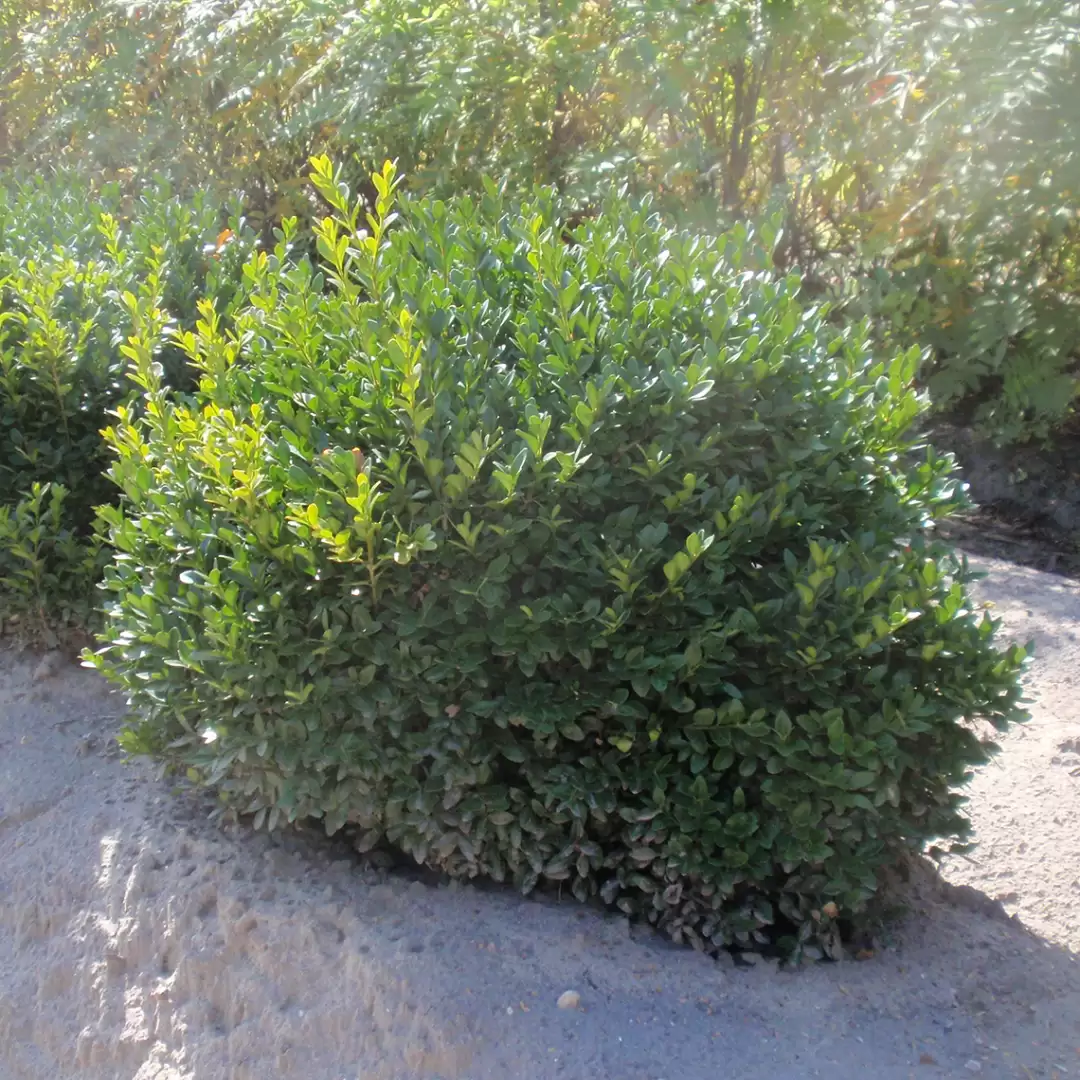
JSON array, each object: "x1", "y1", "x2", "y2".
[{"x1": 0, "y1": 555, "x2": 1077, "y2": 1080}]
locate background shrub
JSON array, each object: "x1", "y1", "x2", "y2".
[
  {"x1": 832, "y1": 0, "x2": 1080, "y2": 443},
  {"x1": 0, "y1": 482, "x2": 103, "y2": 640},
  {"x1": 90, "y1": 162, "x2": 1027, "y2": 953},
  {"x1": 4, "y1": 0, "x2": 1076, "y2": 446},
  {"x1": 0, "y1": 169, "x2": 255, "y2": 639}
]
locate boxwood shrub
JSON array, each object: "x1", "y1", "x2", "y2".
[
  {"x1": 0, "y1": 170, "x2": 254, "y2": 637},
  {"x1": 90, "y1": 160, "x2": 1027, "y2": 953}
]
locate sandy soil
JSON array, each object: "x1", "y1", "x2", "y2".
[{"x1": 0, "y1": 554, "x2": 1077, "y2": 1080}]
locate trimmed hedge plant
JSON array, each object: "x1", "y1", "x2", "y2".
[
  {"x1": 0, "y1": 170, "x2": 254, "y2": 638},
  {"x1": 91, "y1": 161, "x2": 1027, "y2": 954}
]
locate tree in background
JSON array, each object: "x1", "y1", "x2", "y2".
[{"x1": 2, "y1": 0, "x2": 1078, "y2": 440}]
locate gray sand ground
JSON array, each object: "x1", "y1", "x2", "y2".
[{"x1": 0, "y1": 555, "x2": 1077, "y2": 1080}]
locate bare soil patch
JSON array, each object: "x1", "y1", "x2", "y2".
[{"x1": 1, "y1": 555, "x2": 1077, "y2": 1080}]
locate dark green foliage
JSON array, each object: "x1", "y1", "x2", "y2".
[
  {"x1": 0, "y1": 170, "x2": 255, "y2": 637},
  {"x1": 90, "y1": 162, "x2": 1026, "y2": 953},
  {"x1": 0, "y1": 482, "x2": 104, "y2": 640}
]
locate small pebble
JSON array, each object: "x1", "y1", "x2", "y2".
[
  {"x1": 557, "y1": 990, "x2": 581, "y2": 1010},
  {"x1": 964, "y1": 1061, "x2": 982, "y2": 1074}
]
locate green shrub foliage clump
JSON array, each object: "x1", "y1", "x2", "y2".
[
  {"x1": 0, "y1": 170, "x2": 254, "y2": 637},
  {"x1": 92, "y1": 161, "x2": 1027, "y2": 952}
]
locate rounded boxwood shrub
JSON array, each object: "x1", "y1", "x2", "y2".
[{"x1": 91, "y1": 160, "x2": 1027, "y2": 953}]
